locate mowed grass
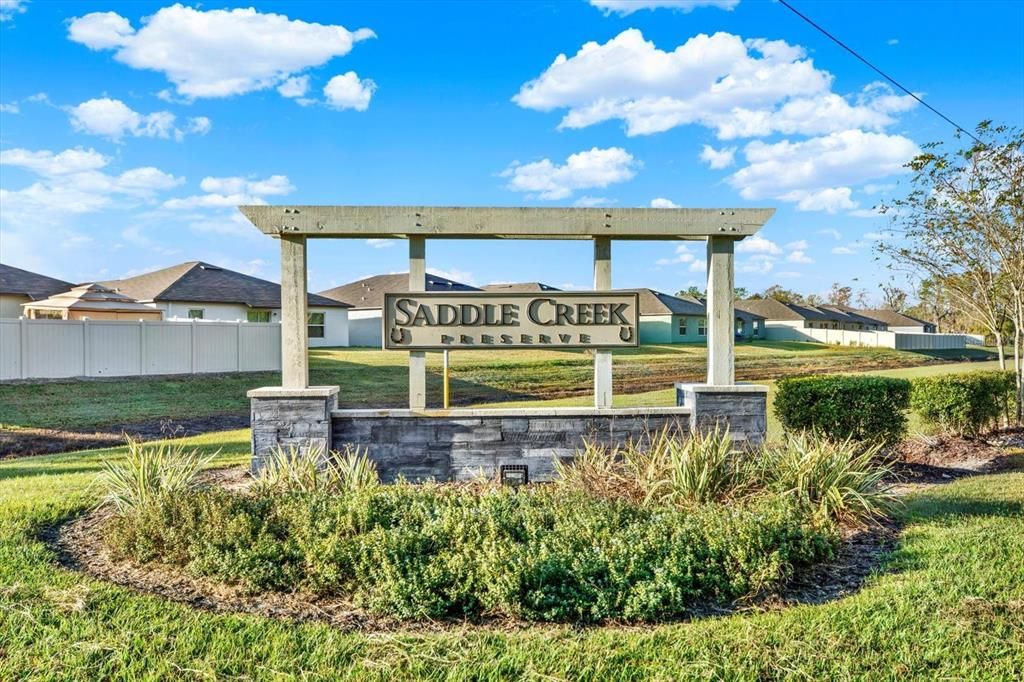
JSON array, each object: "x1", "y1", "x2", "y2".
[
  {"x1": 0, "y1": 341, "x2": 999, "y2": 431},
  {"x1": 0, "y1": 434, "x2": 1022, "y2": 679}
]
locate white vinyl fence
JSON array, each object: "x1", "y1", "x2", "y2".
[
  {"x1": 764, "y1": 325, "x2": 974, "y2": 350},
  {"x1": 0, "y1": 318, "x2": 281, "y2": 381}
]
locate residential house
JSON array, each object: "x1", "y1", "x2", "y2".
[
  {"x1": 0, "y1": 263, "x2": 74, "y2": 318},
  {"x1": 856, "y1": 309, "x2": 937, "y2": 333},
  {"x1": 735, "y1": 299, "x2": 887, "y2": 334},
  {"x1": 102, "y1": 261, "x2": 351, "y2": 347},
  {"x1": 634, "y1": 289, "x2": 765, "y2": 344},
  {"x1": 319, "y1": 272, "x2": 478, "y2": 347},
  {"x1": 22, "y1": 283, "x2": 163, "y2": 320}
]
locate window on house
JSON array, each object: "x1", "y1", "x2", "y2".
[
  {"x1": 678, "y1": 317, "x2": 687, "y2": 336},
  {"x1": 736, "y1": 318, "x2": 745, "y2": 335},
  {"x1": 247, "y1": 310, "x2": 272, "y2": 323},
  {"x1": 308, "y1": 312, "x2": 326, "y2": 338},
  {"x1": 698, "y1": 317, "x2": 707, "y2": 336},
  {"x1": 187, "y1": 309, "x2": 204, "y2": 319},
  {"x1": 34, "y1": 310, "x2": 62, "y2": 319}
]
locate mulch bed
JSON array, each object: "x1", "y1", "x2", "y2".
[
  {"x1": 0, "y1": 414, "x2": 249, "y2": 459},
  {"x1": 43, "y1": 430, "x2": 1021, "y2": 632}
]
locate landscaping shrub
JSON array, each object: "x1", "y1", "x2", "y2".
[
  {"x1": 910, "y1": 370, "x2": 1016, "y2": 437},
  {"x1": 251, "y1": 444, "x2": 379, "y2": 495},
  {"x1": 105, "y1": 484, "x2": 836, "y2": 623},
  {"x1": 774, "y1": 375, "x2": 911, "y2": 444},
  {"x1": 98, "y1": 438, "x2": 214, "y2": 514}
]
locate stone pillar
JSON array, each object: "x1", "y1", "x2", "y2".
[
  {"x1": 593, "y1": 237, "x2": 612, "y2": 408},
  {"x1": 706, "y1": 236, "x2": 735, "y2": 386},
  {"x1": 408, "y1": 236, "x2": 426, "y2": 409},
  {"x1": 676, "y1": 383, "x2": 768, "y2": 445},
  {"x1": 248, "y1": 386, "x2": 338, "y2": 473}
]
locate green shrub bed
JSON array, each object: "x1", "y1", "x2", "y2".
[
  {"x1": 774, "y1": 375, "x2": 911, "y2": 443},
  {"x1": 106, "y1": 485, "x2": 837, "y2": 623},
  {"x1": 910, "y1": 370, "x2": 1016, "y2": 437}
]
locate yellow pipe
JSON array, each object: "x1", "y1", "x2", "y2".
[{"x1": 443, "y1": 350, "x2": 450, "y2": 409}]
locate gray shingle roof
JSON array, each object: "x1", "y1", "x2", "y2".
[
  {"x1": 481, "y1": 282, "x2": 561, "y2": 293},
  {"x1": 736, "y1": 299, "x2": 888, "y2": 326},
  {"x1": 0, "y1": 263, "x2": 74, "y2": 300},
  {"x1": 318, "y1": 273, "x2": 480, "y2": 309},
  {"x1": 102, "y1": 261, "x2": 350, "y2": 309},
  {"x1": 629, "y1": 288, "x2": 764, "y2": 320},
  {"x1": 857, "y1": 309, "x2": 933, "y2": 327}
]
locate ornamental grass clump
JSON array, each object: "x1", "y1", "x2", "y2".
[
  {"x1": 251, "y1": 444, "x2": 378, "y2": 495},
  {"x1": 760, "y1": 432, "x2": 896, "y2": 526},
  {"x1": 98, "y1": 438, "x2": 214, "y2": 515}
]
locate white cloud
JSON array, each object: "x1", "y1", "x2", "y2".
[
  {"x1": 573, "y1": 195, "x2": 614, "y2": 207},
  {"x1": 650, "y1": 197, "x2": 679, "y2": 208},
  {"x1": 0, "y1": 147, "x2": 182, "y2": 233},
  {"x1": 165, "y1": 174, "x2": 294, "y2": 209},
  {"x1": 67, "y1": 6, "x2": 375, "y2": 99},
  {"x1": 0, "y1": 103, "x2": 19, "y2": 113},
  {"x1": 67, "y1": 97, "x2": 208, "y2": 141},
  {"x1": 785, "y1": 240, "x2": 808, "y2": 250},
  {"x1": 323, "y1": 72, "x2": 376, "y2": 111},
  {"x1": 277, "y1": 75, "x2": 310, "y2": 98},
  {"x1": 0, "y1": 0, "x2": 28, "y2": 22},
  {"x1": 787, "y1": 250, "x2": 813, "y2": 264},
  {"x1": 427, "y1": 267, "x2": 476, "y2": 286},
  {"x1": 863, "y1": 231, "x2": 892, "y2": 240},
  {"x1": 832, "y1": 246, "x2": 857, "y2": 255},
  {"x1": 699, "y1": 144, "x2": 736, "y2": 169},
  {"x1": 736, "y1": 233, "x2": 781, "y2": 254},
  {"x1": 513, "y1": 30, "x2": 916, "y2": 139},
  {"x1": 739, "y1": 255, "x2": 775, "y2": 274},
  {"x1": 656, "y1": 244, "x2": 695, "y2": 266},
  {"x1": 887, "y1": 38, "x2": 899, "y2": 46},
  {"x1": 501, "y1": 147, "x2": 639, "y2": 200},
  {"x1": 688, "y1": 259, "x2": 706, "y2": 272},
  {"x1": 728, "y1": 129, "x2": 918, "y2": 212},
  {"x1": 589, "y1": 0, "x2": 739, "y2": 15},
  {"x1": 366, "y1": 239, "x2": 395, "y2": 248},
  {"x1": 862, "y1": 183, "x2": 895, "y2": 195},
  {"x1": 818, "y1": 228, "x2": 842, "y2": 240}
]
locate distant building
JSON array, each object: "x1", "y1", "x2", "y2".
[
  {"x1": 319, "y1": 272, "x2": 478, "y2": 347},
  {"x1": 634, "y1": 289, "x2": 765, "y2": 344},
  {"x1": 856, "y1": 309, "x2": 937, "y2": 333},
  {"x1": 0, "y1": 263, "x2": 74, "y2": 318},
  {"x1": 22, "y1": 283, "x2": 163, "y2": 321},
  {"x1": 736, "y1": 299, "x2": 887, "y2": 333},
  {"x1": 102, "y1": 261, "x2": 351, "y2": 347}
]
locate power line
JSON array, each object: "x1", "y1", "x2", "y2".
[{"x1": 777, "y1": 0, "x2": 984, "y2": 146}]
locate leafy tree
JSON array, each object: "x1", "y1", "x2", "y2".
[
  {"x1": 878, "y1": 120, "x2": 1023, "y2": 421},
  {"x1": 880, "y1": 283, "x2": 909, "y2": 312},
  {"x1": 756, "y1": 285, "x2": 802, "y2": 304},
  {"x1": 827, "y1": 283, "x2": 853, "y2": 307}
]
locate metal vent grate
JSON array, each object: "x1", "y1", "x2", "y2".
[{"x1": 499, "y1": 464, "x2": 529, "y2": 486}]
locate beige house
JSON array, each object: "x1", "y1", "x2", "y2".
[
  {"x1": 102, "y1": 261, "x2": 351, "y2": 347},
  {"x1": 22, "y1": 283, "x2": 163, "y2": 320},
  {"x1": 0, "y1": 263, "x2": 74, "y2": 318}
]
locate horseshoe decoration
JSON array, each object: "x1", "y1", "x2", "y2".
[
  {"x1": 390, "y1": 326, "x2": 411, "y2": 345},
  {"x1": 619, "y1": 326, "x2": 634, "y2": 343}
]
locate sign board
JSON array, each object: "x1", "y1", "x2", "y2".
[{"x1": 383, "y1": 291, "x2": 640, "y2": 350}]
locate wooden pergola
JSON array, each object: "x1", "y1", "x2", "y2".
[{"x1": 239, "y1": 205, "x2": 775, "y2": 408}]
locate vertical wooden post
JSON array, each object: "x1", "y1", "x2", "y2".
[
  {"x1": 280, "y1": 234, "x2": 309, "y2": 389},
  {"x1": 706, "y1": 236, "x2": 735, "y2": 386},
  {"x1": 408, "y1": 236, "x2": 426, "y2": 409},
  {"x1": 593, "y1": 237, "x2": 612, "y2": 408}
]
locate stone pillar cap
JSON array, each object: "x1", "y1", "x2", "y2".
[
  {"x1": 674, "y1": 383, "x2": 769, "y2": 394},
  {"x1": 247, "y1": 386, "x2": 339, "y2": 399}
]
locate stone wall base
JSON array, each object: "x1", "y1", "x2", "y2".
[
  {"x1": 248, "y1": 386, "x2": 338, "y2": 473},
  {"x1": 675, "y1": 383, "x2": 769, "y2": 445},
  {"x1": 332, "y1": 408, "x2": 691, "y2": 483}
]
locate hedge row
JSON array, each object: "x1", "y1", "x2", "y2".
[{"x1": 774, "y1": 370, "x2": 1017, "y2": 442}]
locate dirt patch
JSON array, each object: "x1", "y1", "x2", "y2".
[
  {"x1": 888, "y1": 429, "x2": 1021, "y2": 492},
  {"x1": 0, "y1": 414, "x2": 249, "y2": 459}
]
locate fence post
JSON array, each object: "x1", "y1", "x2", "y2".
[
  {"x1": 139, "y1": 320, "x2": 146, "y2": 375},
  {"x1": 82, "y1": 318, "x2": 92, "y2": 377},
  {"x1": 236, "y1": 321, "x2": 242, "y2": 372},
  {"x1": 19, "y1": 317, "x2": 28, "y2": 380},
  {"x1": 191, "y1": 318, "x2": 198, "y2": 373}
]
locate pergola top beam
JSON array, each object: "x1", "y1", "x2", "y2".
[{"x1": 239, "y1": 205, "x2": 774, "y2": 240}]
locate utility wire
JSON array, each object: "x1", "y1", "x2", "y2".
[{"x1": 778, "y1": 0, "x2": 984, "y2": 146}]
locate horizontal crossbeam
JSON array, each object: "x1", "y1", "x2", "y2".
[{"x1": 238, "y1": 205, "x2": 774, "y2": 240}]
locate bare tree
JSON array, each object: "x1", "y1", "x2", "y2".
[
  {"x1": 827, "y1": 283, "x2": 853, "y2": 307},
  {"x1": 880, "y1": 283, "x2": 908, "y2": 312}
]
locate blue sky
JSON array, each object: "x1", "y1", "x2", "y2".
[{"x1": 1, "y1": 0, "x2": 1021, "y2": 301}]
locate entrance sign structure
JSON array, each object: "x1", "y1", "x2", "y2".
[{"x1": 242, "y1": 206, "x2": 774, "y2": 480}]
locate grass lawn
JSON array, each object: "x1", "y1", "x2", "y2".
[
  {"x1": 1, "y1": 433, "x2": 1022, "y2": 679},
  {"x1": 0, "y1": 341, "x2": 1000, "y2": 432}
]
